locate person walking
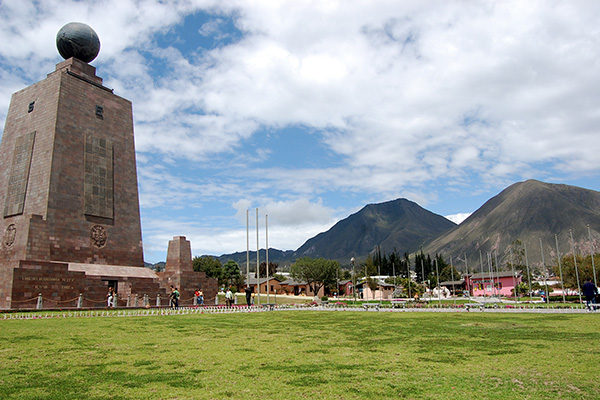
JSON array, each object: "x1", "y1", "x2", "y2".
[
  {"x1": 582, "y1": 278, "x2": 598, "y2": 311},
  {"x1": 107, "y1": 287, "x2": 115, "y2": 308},
  {"x1": 170, "y1": 286, "x2": 180, "y2": 309}
]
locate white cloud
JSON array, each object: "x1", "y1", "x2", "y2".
[
  {"x1": 3, "y1": 1, "x2": 600, "y2": 262},
  {"x1": 261, "y1": 198, "x2": 336, "y2": 226}
]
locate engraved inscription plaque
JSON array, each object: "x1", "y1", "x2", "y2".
[
  {"x1": 84, "y1": 135, "x2": 114, "y2": 219},
  {"x1": 4, "y1": 131, "x2": 35, "y2": 217}
]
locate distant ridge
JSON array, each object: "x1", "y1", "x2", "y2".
[
  {"x1": 423, "y1": 179, "x2": 600, "y2": 269},
  {"x1": 180, "y1": 180, "x2": 600, "y2": 272},
  {"x1": 292, "y1": 198, "x2": 456, "y2": 263}
]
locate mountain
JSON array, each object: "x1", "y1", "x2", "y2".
[
  {"x1": 291, "y1": 198, "x2": 456, "y2": 264},
  {"x1": 216, "y1": 249, "x2": 295, "y2": 269},
  {"x1": 423, "y1": 179, "x2": 600, "y2": 271},
  {"x1": 216, "y1": 198, "x2": 456, "y2": 267}
]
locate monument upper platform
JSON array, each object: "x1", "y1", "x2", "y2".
[{"x1": 51, "y1": 57, "x2": 104, "y2": 88}]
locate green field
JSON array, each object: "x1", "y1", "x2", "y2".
[{"x1": 1, "y1": 311, "x2": 598, "y2": 399}]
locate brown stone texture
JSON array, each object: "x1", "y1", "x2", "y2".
[
  {"x1": 0, "y1": 57, "x2": 143, "y2": 267},
  {"x1": 10, "y1": 260, "x2": 162, "y2": 310},
  {"x1": 0, "y1": 58, "x2": 146, "y2": 308},
  {"x1": 0, "y1": 59, "x2": 219, "y2": 310},
  {"x1": 158, "y1": 236, "x2": 218, "y2": 305}
]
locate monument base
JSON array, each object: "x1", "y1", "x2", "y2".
[
  {"x1": 7, "y1": 260, "x2": 161, "y2": 309},
  {"x1": 2, "y1": 236, "x2": 219, "y2": 310}
]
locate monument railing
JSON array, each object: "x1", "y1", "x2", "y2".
[{"x1": 6, "y1": 292, "x2": 221, "y2": 310}]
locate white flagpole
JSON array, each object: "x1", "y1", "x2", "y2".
[
  {"x1": 464, "y1": 253, "x2": 471, "y2": 300},
  {"x1": 435, "y1": 258, "x2": 441, "y2": 306},
  {"x1": 266, "y1": 214, "x2": 270, "y2": 305},
  {"x1": 588, "y1": 225, "x2": 597, "y2": 287},
  {"x1": 246, "y1": 209, "x2": 249, "y2": 295},
  {"x1": 540, "y1": 238, "x2": 550, "y2": 303},
  {"x1": 479, "y1": 250, "x2": 486, "y2": 301},
  {"x1": 524, "y1": 243, "x2": 532, "y2": 301},
  {"x1": 570, "y1": 229, "x2": 583, "y2": 307},
  {"x1": 256, "y1": 208, "x2": 260, "y2": 305},
  {"x1": 555, "y1": 234, "x2": 566, "y2": 303},
  {"x1": 487, "y1": 252, "x2": 495, "y2": 298},
  {"x1": 450, "y1": 256, "x2": 455, "y2": 305},
  {"x1": 510, "y1": 248, "x2": 517, "y2": 303},
  {"x1": 494, "y1": 251, "x2": 501, "y2": 297}
]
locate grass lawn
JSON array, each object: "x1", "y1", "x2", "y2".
[{"x1": 0, "y1": 311, "x2": 598, "y2": 399}]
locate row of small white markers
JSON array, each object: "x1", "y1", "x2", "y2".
[{"x1": 1, "y1": 303, "x2": 591, "y2": 319}]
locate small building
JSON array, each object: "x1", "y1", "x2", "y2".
[
  {"x1": 338, "y1": 280, "x2": 353, "y2": 297},
  {"x1": 439, "y1": 280, "x2": 466, "y2": 296},
  {"x1": 357, "y1": 280, "x2": 395, "y2": 300},
  {"x1": 279, "y1": 279, "x2": 325, "y2": 298},
  {"x1": 247, "y1": 277, "x2": 282, "y2": 294},
  {"x1": 464, "y1": 271, "x2": 521, "y2": 297}
]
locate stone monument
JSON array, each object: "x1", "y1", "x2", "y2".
[{"x1": 0, "y1": 23, "x2": 216, "y2": 309}]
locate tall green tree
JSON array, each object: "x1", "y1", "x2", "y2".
[
  {"x1": 222, "y1": 260, "x2": 241, "y2": 287},
  {"x1": 290, "y1": 257, "x2": 340, "y2": 296},
  {"x1": 414, "y1": 250, "x2": 432, "y2": 283},
  {"x1": 258, "y1": 261, "x2": 278, "y2": 278},
  {"x1": 362, "y1": 254, "x2": 378, "y2": 277},
  {"x1": 507, "y1": 239, "x2": 527, "y2": 280},
  {"x1": 193, "y1": 256, "x2": 223, "y2": 282},
  {"x1": 554, "y1": 253, "x2": 600, "y2": 289},
  {"x1": 439, "y1": 263, "x2": 460, "y2": 283}
]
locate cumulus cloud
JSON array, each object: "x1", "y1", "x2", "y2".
[{"x1": 2, "y1": 1, "x2": 600, "y2": 261}]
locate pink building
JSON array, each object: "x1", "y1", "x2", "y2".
[
  {"x1": 465, "y1": 271, "x2": 521, "y2": 297},
  {"x1": 338, "y1": 280, "x2": 353, "y2": 296}
]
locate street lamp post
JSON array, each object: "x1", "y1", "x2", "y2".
[
  {"x1": 407, "y1": 257, "x2": 411, "y2": 301},
  {"x1": 351, "y1": 257, "x2": 356, "y2": 304},
  {"x1": 336, "y1": 266, "x2": 339, "y2": 299},
  {"x1": 365, "y1": 263, "x2": 368, "y2": 301}
]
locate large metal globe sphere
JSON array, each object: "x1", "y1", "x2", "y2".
[{"x1": 56, "y1": 22, "x2": 100, "y2": 63}]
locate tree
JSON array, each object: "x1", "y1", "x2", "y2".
[
  {"x1": 365, "y1": 276, "x2": 379, "y2": 300},
  {"x1": 362, "y1": 254, "x2": 378, "y2": 277},
  {"x1": 271, "y1": 273, "x2": 284, "y2": 280},
  {"x1": 193, "y1": 256, "x2": 223, "y2": 282},
  {"x1": 439, "y1": 263, "x2": 460, "y2": 283},
  {"x1": 290, "y1": 257, "x2": 340, "y2": 297},
  {"x1": 222, "y1": 260, "x2": 241, "y2": 287},
  {"x1": 399, "y1": 278, "x2": 423, "y2": 297},
  {"x1": 507, "y1": 240, "x2": 528, "y2": 281},
  {"x1": 258, "y1": 261, "x2": 278, "y2": 278},
  {"x1": 554, "y1": 253, "x2": 600, "y2": 290},
  {"x1": 414, "y1": 250, "x2": 432, "y2": 283},
  {"x1": 512, "y1": 282, "x2": 529, "y2": 298},
  {"x1": 339, "y1": 269, "x2": 351, "y2": 280}
]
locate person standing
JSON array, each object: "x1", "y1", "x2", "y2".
[
  {"x1": 194, "y1": 288, "x2": 200, "y2": 306},
  {"x1": 225, "y1": 287, "x2": 233, "y2": 307},
  {"x1": 245, "y1": 286, "x2": 253, "y2": 307},
  {"x1": 582, "y1": 278, "x2": 598, "y2": 311}
]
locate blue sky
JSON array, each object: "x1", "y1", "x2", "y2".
[{"x1": 1, "y1": 1, "x2": 600, "y2": 263}]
